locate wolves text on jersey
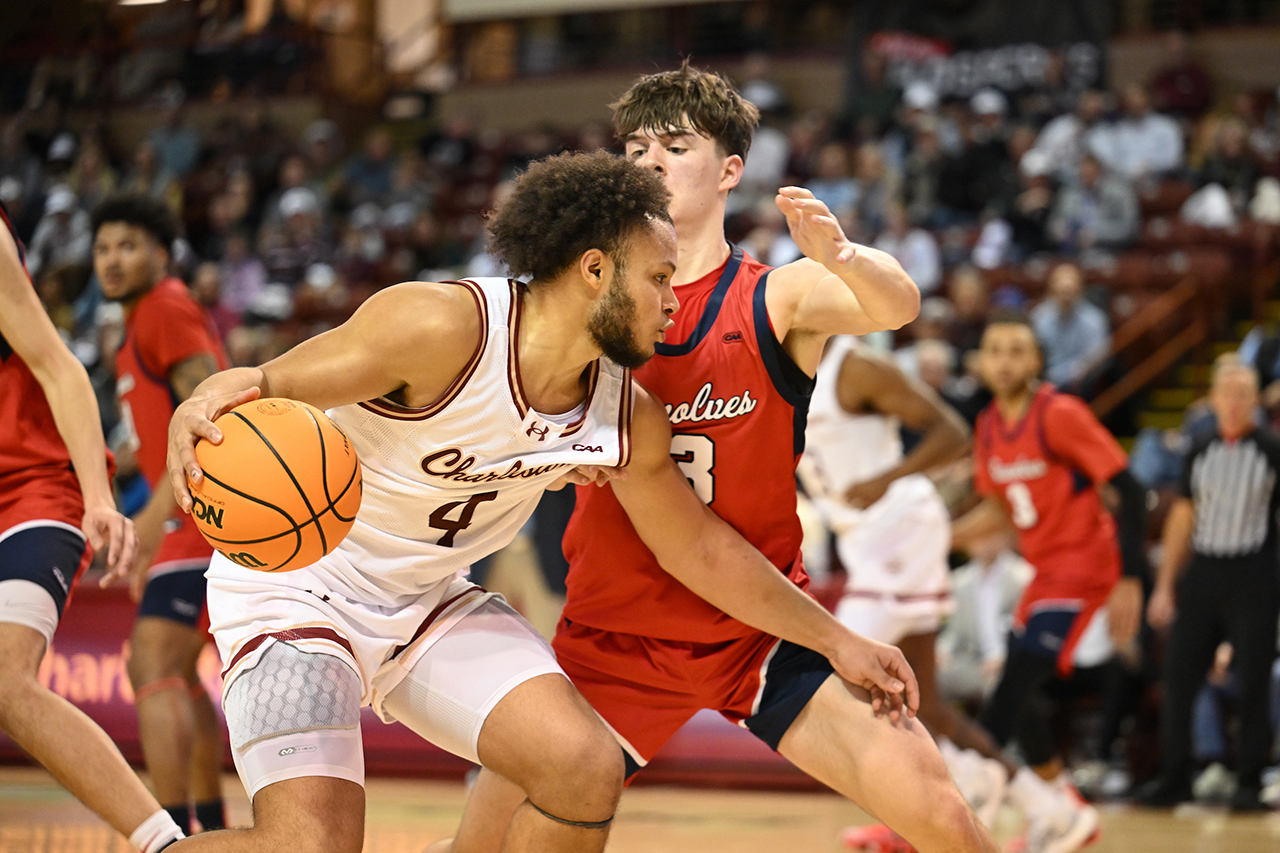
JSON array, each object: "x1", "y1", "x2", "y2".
[
  {"x1": 420, "y1": 447, "x2": 570, "y2": 484},
  {"x1": 988, "y1": 456, "x2": 1049, "y2": 484},
  {"x1": 665, "y1": 382, "x2": 758, "y2": 426}
]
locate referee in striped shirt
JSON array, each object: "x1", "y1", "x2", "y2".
[{"x1": 1138, "y1": 359, "x2": 1280, "y2": 811}]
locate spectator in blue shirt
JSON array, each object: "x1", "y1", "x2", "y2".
[{"x1": 1031, "y1": 262, "x2": 1110, "y2": 394}]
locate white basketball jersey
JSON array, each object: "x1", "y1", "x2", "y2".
[
  {"x1": 801, "y1": 336, "x2": 951, "y2": 601},
  {"x1": 801, "y1": 336, "x2": 906, "y2": 533},
  {"x1": 211, "y1": 278, "x2": 633, "y2": 607}
]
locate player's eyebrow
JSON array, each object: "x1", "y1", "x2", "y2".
[{"x1": 625, "y1": 128, "x2": 696, "y2": 144}]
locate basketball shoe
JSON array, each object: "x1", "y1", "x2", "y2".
[
  {"x1": 941, "y1": 743, "x2": 1008, "y2": 827},
  {"x1": 1006, "y1": 768, "x2": 1099, "y2": 853},
  {"x1": 840, "y1": 823, "x2": 918, "y2": 853}
]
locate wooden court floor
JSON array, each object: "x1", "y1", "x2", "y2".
[{"x1": 2, "y1": 767, "x2": 1279, "y2": 852}]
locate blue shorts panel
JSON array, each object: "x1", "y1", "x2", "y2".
[
  {"x1": 739, "y1": 640, "x2": 835, "y2": 751},
  {"x1": 1008, "y1": 604, "x2": 1084, "y2": 662},
  {"x1": 0, "y1": 524, "x2": 87, "y2": 616},
  {"x1": 138, "y1": 566, "x2": 209, "y2": 627}
]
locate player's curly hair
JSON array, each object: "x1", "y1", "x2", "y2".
[
  {"x1": 487, "y1": 150, "x2": 671, "y2": 284},
  {"x1": 91, "y1": 193, "x2": 180, "y2": 253},
  {"x1": 611, "y1": 59, "x2": 759, "y2": 159}
]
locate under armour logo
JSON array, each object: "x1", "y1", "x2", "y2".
[{"x1": 526, "y1": 422, "x2": 551, "y2": 441}]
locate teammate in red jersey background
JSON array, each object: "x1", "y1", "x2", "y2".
[
  {"x1": 952, "y1": 305, "x2": 1149, "y2": 851},
  {"x1": 0, "y1": 200, "x2": 185, "y2": 852},
  {"x1": 93, "y1": 194, "x2": 230, "y2": 835}
]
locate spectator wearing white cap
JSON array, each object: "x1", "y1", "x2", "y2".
[
  {"x1": 936, "y1": 88, "x2": 1013, "y2": 218},
  {"x1": 26, "y1": 186, "x2": 92, "y2": 278},
  {"x1": 261, "y1": 186, "x2": 330, "y2": 287}
]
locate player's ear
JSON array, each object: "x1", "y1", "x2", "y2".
[
  {"x1": 720, "y1": 153, "x2": 744, "y2": 193},
  {"x1": 579, "y1": 248, "x2": 609, "y2": 294}
]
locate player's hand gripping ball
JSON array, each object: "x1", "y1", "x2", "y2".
[{"x1": 187, "y1": 398, "x2": 362, "y2": 571}]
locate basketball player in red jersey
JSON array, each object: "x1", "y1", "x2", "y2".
[
  {"x1": 93, "y1": 195, "x2": 230, "y2": 835},
  {"x1": 441, "y1": 64, "x2": 995, "y2": 853},
  {"x1": 0, "y1": 202, "x2": 185, "y2": 852},
  {"x1": 948, "y1": 309, "x2": 1149, "y2": 853}
]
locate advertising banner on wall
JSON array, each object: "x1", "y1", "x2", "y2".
[{"x1": 851, "y1": 0, "x2": 1113, "y2": 98}]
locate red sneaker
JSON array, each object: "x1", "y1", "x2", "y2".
[{"x1": 840, "y1": 824, "x2": 919, "y2": 853}]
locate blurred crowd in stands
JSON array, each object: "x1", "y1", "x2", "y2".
[{"x1": 5, "y1": 33, "x2": 1280, "y2": 427}]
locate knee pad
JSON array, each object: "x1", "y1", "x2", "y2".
[
  {"x1": 223, "y1": 641, "x2": 365, "y2": 798},
  {"x1": 0, "y1": 580, "x2": 60, "y2": 646}
]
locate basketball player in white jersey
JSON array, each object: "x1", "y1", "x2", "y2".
[
  {"x1": 801, "y1": 340, "x2": 1016, "y2": 849},
  {"x1": 163, "y1": 152, "x2": 919, "y2": 853}
]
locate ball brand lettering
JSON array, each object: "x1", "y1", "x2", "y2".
[
  {"x1": 665, "y1": 382, "x2": 757, "y2": 426},
  {"x1": 256, "y1": 400, "x2": 294, "y2": 416},
  {"x1": 988, "y1": 457, "x2": 1049, "y2": 484},
  {"x1": 421, "y1": 447, "x2": 569, "y2": 483},
  {"x1": 191, "y1": 496, "x2": 225, "y2": 529},
  {"x1": 224, "y1": 551, "x2": 268, "y2": 569}
]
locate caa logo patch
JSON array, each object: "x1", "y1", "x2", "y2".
[
  {"x1": 722, "y1": 330, "x2": 744, "y2": 344},
  {"x1": 572, "y1": 444, "x2": 603, "y2": 453}
]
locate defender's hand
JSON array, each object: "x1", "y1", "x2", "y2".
[
  {"x1": 775, "y1": 187, "x2": 857, "y2": 273},
  {"x1": 827, "y1": 632, "x2": 920, "y2": 723},
  {"x1": 87, "y1": 503, "x2": 137, "y2": 589}
]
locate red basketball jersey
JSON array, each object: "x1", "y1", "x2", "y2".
[
  {"x1": 973, "y1": 384, "x2": 1126, "y2": 585},
  {"x1": 0, "y1": 202, "x2": 75, "y2": 481},
  {"x1": 117, "y1": 277, "x2": 228, "y2": 564},
  {"x1": 562, "y1": 246, "x2": 813, "y2": 642}
]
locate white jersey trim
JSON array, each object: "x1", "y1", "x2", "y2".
[
  {"x1": 357, "y1": 279, "x2": 489, "y2": 422},
  {"x1": 504, "y1": 280, "x2": 600, "y2": 439}
]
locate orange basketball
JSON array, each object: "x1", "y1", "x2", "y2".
[{"x1": 188, "y1": 398, "x2": 362, "y2": 572}]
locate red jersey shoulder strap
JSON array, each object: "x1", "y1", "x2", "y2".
[{"x1": 653, "y1": 244, "x2": 743, "y2": 356}]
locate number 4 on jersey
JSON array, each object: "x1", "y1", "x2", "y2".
[{"x1": 429, "y1": 491, "x2": 498, "y2": 547}]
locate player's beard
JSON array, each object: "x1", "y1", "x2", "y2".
[{"x1": 588, "y1": 264, "x2": 650, "y2": 369}]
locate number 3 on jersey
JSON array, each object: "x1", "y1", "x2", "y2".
[
  {"x1": 1005, "y1": 481, "x2": 1039, "y2": 529},
  {"x1": 670, "y1": 434, "x2": 715, "y2": 504},
  {"x1": 429, "y1": 491, "x2": 498, "y2": 547}
]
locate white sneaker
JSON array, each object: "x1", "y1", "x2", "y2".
[
  {"x1": 1192, "y1": 762, "x2": 1236, "y2": 803},
  {"x1": 950, "y1": 750, "x2": 1009, "y2": 828},
  {"x1": 1023, "y1": 789, "x2": 1099, "y2": 853}
]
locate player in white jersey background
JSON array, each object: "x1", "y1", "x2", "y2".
[
  {"x1": 164, "y1": 151, "x2": 921, "y2": 853},
  {"x1": 801, "y1": 338, "x2": 1017, "y2": 844}
]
